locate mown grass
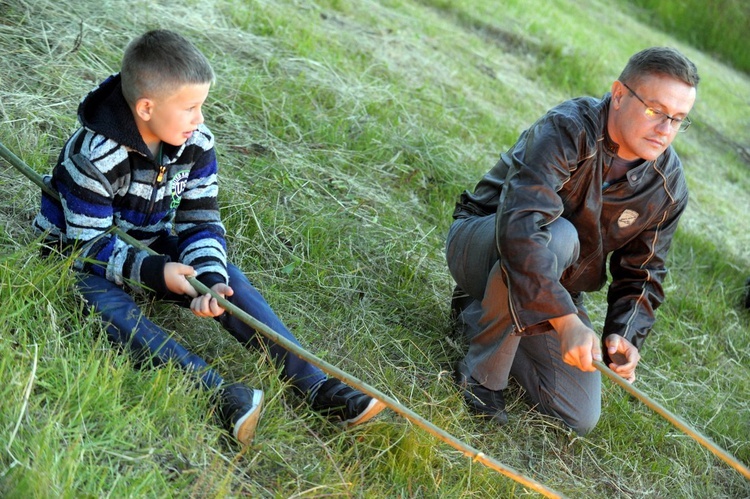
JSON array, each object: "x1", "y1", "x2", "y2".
[{"x1": 1, "y1": 0, "x2": 748, "y2": 497}]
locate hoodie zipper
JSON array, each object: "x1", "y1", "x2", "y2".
[{"x1": 145, "y1": 145, "x2": 166, "y2": 224}]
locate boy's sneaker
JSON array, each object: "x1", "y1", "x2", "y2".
[
  {"x1": 310, "y1": 378, "x2": 386, "y2": 427},
  {"x1": 454, "y1": 360, "x2": 508, "y2": 425},
  {"x1": 218, "y1": 382, "x2": 264, "y2": 445}
]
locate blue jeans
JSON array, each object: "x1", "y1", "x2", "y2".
[
  {"x1": 446, "y1": 215, "x2": 601, "y2": 435},
  {"x1": 76, "y1": 247, "x2": 326, "y2": 396}
]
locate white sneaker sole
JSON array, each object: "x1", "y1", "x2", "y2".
[
  {"x1": 233, "y1": 389, "x2": 264, "y2": 445},
  {"x1": 343, "y1": 398, "x2": 386, "y2": 428}
]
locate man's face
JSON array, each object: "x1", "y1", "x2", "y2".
[
  {"x1": 137, "y1": 82, "x2": 211, "y2": 151},
  {"x1": 608, "y1": 74, "x2": 696, "y2": 162}
]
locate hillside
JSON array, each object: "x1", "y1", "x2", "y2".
[{"x1": 1, "y1": 0, "x2": 748, "y2": 497}]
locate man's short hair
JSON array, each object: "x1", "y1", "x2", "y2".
[
  {"x1": 121, "y1": 29, "x2": 215, "y2": 105},
  {"x1": 618, "y1": 47, "x2": 700, "y2": 89}
]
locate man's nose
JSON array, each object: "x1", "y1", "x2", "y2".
[{"x1": 655, "y1": 118, "x2": 673, "y2": 135}]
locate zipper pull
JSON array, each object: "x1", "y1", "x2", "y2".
[{"x1": 156, "y1": 165, "x2": 166, "y2": 183}]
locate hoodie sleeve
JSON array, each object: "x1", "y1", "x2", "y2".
[{"x1": 54, "y1": 130, "x2": 169, "y2": 294}]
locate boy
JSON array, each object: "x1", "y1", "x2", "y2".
[{"x1": 33, "y1": 29, "x2": 385, "y2": 445}]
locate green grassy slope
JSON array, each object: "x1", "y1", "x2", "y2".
[{"x1": 1, "y1": 0, "x2": 748, "y2": 497}]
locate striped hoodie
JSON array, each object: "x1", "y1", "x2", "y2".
[{"x1": 33, "y1": 74, "x2": 228, "y2": 294}]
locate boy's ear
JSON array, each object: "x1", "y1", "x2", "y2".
[{"x1": 134, "y1": 98, "x2": 155, "y2": 122}]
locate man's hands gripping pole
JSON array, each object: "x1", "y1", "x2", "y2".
[{"x1": 550, "y1": 313, "x2": 641, "y2": 383}]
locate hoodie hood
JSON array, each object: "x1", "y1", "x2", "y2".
[{"x1": 77, "y1": 73, "x2": 152, "y2": 157}]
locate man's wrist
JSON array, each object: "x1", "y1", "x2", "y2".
[{"x1": 549, "y1": 313, "x2": 581, "y2": 334}]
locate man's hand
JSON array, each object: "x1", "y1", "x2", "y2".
[
  {"x1": 190, "y1": 283, "x2": 234, "y2": 318},
  {"x1": 550, "y1": 313, "x2": 602, "y2": 372},
  {"x1": 604, "y1": 334, "x2": 640, "y2": 383},
  {"x1": 164, "y1": 262, "x2": 198, "y2": 297}
]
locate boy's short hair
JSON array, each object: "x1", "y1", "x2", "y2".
[
  {"x1": 618, "y1": 46, "x2": 700, "y2": 89},
  {"x1": 121, "y1": 29, "x2": 215, "y2": 106}
]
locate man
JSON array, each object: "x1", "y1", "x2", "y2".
[{"x1": 446, "y1": 47, "x2": 699, "y2": 435}]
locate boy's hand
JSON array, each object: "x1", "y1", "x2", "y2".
[
  {"x1": 604, "y1": 334, "x2": 640, "y2": 383},
  {"x1": 190, "y1": 283, "x2": 234, "y2": 318},
  {"x1": 164, "y1": 262, "x2": 198, "y2": 297}
]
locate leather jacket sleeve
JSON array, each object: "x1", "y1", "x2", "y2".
[
  {"x1": 603, "y1": 175, "x2": 688, "y2": 349},
  {"x1": 496, "y1": 111, "x2": 586, "y2": 330}
]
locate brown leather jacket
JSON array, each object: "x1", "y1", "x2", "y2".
[{"x1": 452, "y1": 94, "x2": 688, "y2": 349}]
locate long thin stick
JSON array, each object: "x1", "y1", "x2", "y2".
[
  {"x1": 0, "y1": 141, "x2": 565, "y2": 498},
  {"x1": 594, "y1": 360, "x2": 749, "y2": 480}
]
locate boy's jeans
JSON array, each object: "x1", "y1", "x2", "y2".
[
  {"x1": 76, "y1": 257, "x2": 326, "y2": 395},
  {"x1": 446, "y1": 215, "x2": 601, "y2": 435}
]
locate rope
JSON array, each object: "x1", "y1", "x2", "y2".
[{"x1": 0, "y1": 141, "x2": 565, "y2": 498}]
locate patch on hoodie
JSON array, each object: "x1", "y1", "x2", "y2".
[
  {"x1": 618, "y1": 209, "x2": 639, "y2": 228},
  {"x1": 170, "y1": 170, "x2": 190, "y2": 208}
]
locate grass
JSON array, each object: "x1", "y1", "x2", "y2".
[
  {"x1": 622, "y1": 0, "x2": 750, "y2": 75},
  {"x1": 1, "y1": 0, "x2": 749, "y2": 497}
]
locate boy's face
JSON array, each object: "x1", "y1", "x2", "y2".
[{"x1": 135, "y1": 82, "x2": 211, "y2": 153}]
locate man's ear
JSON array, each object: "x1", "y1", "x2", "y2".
[
  {"x1": 611, "y1": 80, "x2": 626, "y2": 109},
  {"x1": 134, "y1": 98, "x2": 154, "y2": 122}
]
